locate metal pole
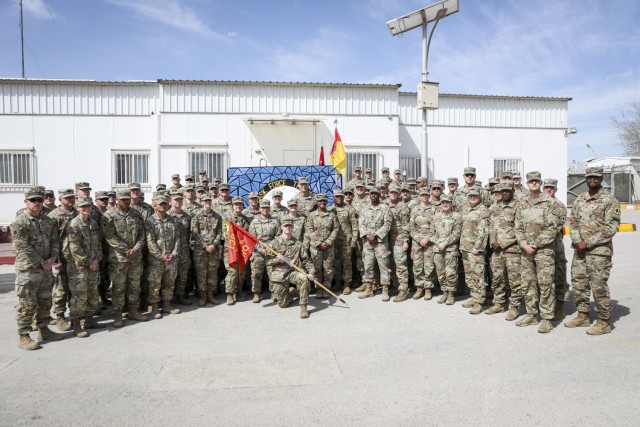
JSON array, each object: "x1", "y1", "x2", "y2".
[
  {"x1": 421, "y1": 22, "x2": 429, "y2": 180},
  {"x1": 20, "y1": 0, "x2": 25, "y2": 78}
]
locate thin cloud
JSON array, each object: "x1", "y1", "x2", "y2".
[{"x1": 22, "y1": 0, "x2": 57, "y2": 21}]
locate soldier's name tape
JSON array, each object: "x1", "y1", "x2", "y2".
[
  {"x1": 562, "y1": 223, "x2": 636, "y2": 235},
  {"x1": 619, "y1": 204, "x2": 640, "y2": 210}
]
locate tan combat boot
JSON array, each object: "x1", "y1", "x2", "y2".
[
  {"x1": 394, "y1": 290, "x2": 409, "y2": 303},
  {"x1": 300, "y1": 304, "x2": 309, "y2": 319},
  {"x1": 412, "y1": 288, "x2": 424, "y2": 299},
  {"x1": 83, "y1": 316, "x2": 106, "y2": 329},
  {"x1": 55, "y1": 315, "x2": 72, "y2": 332},
  {"x1": 235, "y1": 292, "x2": 246, "y2": 302},
  {"x1": 315, "y1": 288, "x2": 324, "y2": 299},
  {"x1": 381, "y1": 286, "x2": 390, "y2": 302},
  {"x1": 437, "y1": 291, "x2": 448, "y2": 304},
  {"x1": 354, "y1": 283, "x2": 367, "y2": 293},
  {"x1": 485, "y1": 304, "x2": 505, "y2": 315},
  {"x1": 198, "y1": 290, "x2": 207, "y2": 307},
  {"x1": 538, "y1": 319, "x2": 553, "y2": 334},
  {"x1": 423, "y1": 289, "x2": 432, "y2": 301},
  {"x1": 515, "y1": 314, "x2": 539, "y2": 327},
  {"x1": 175, "y1": 294, "x2": 192, "y2": 306},
  {"x1": 72, "y1": 317, "x2": 89, "y2": 338},
  {"x1": 162, "y1": 300, "x2": 181, "y2": 314},
  {"x1": 552, "y1": 301, "x2": 566, "y2": 321},
  {"x1": 504, "y1": 307, "x2": 519, "y2": 321},
  {"x1": 226, "y1": 294, "x2": 235, "y2": 305},
  {"x1": 446, "y1": 292, "x2": 455, "y2": 305},
  {"x1": 207, "y1": 290, "x2": 219, "y2": 306},
  {"x1": 564, "y1": 312, "x2": 590, "y2": 328},
  {"x1": 127, "y1": 305, "x2": 149, "y2": 322},
  {"x1": 252, "y1": 293, "x2": 261, "y2": 303},
  {"x1": 113, "y1": 311, "x2": 124, "y2": 328},
  {"x1": 586, "y1": 319, "x2": 611, "y2": 335},
  {"x1": 469, "y1": 302, "x2": 483, "y2": 315},
  {"x1": 150, "y1": 303, "x2": 162, "y2": 319},
  {"x1": 18, "y1": 334, "x2": 41, "y2": 350},
  {"x1": 343, "y1": 282, "x2": 352, "y2": 295},
  {"x1": 462, "y1": 299, "x2": 476, "y2": 308},
  {"x1": 358, "y1": 284, "x2": 374, "y2": 299},
  {"x1": 37, "y1": 326, "x2": 64, "y2": 341}
]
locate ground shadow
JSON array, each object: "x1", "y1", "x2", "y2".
[
  {"x1": 0, "y1": 273, "x2": 15, "y2": 294},
  {"x1": 610, "y1": 300, "x2": 630, "y2": 326}
]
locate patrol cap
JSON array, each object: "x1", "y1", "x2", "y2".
[
  {"x1": 393, "y1": 169, "x2": 402, "y2": 174},
  {"x1": 199, "y1": 169, "x2": 207, "y2": 175},
  {"x1": 400, "y1": 184, "x2": 411, "y2": 192},
  {"x1": 463, "y1": 167, "x2": 476, "y2": 176},
  {"x1": 200, "y1": 193, "x2": 212, "y2": 201},
  {"x1": 585, "y1": 166, "x2": 603, "y2": 178},
  {"x1": 441, "y1": 194, "x2": 453, "y2": 203},
  {"x1": 107, "y1": 190, "x2": 116, "y2": 197},
  {"x1": 333, "y1": 189, "x2": 344, "y2": 197},
  {"x1": 388, "y1": 185, "x2": 401, "y2": 194},
  {"x1": 128, "y1": 182, "x2": 141, "y2": 190},
  {"x1": 214, "y1": 177, "x2": 222, "y2": 184},
  {"x1": 512, "y1": 171, "x2": 522, "y2": 179},
  {"x1": 298, "y1": 177, "x2": 309, "y2": 184},
  {"x1": 526, "y1": 171, "x2": 542, "y2": 182},
  {"x1": 406, "y1": 178, "x2": 417, "y2": 186},
  {"x1": 492, "y1": 184, "x2": 503, "y2": 193},
  {"x1": 447, "y1": 177, "x2": 458, "y2": 184},
  {"x1": 171, "y1": 174, "x2": 180, "y2": 179},
  {"x1": 418, "y1": 188, "x2": 430, "y2": 196},
  {"x1": 218, "y1": 183, "x2": 230, "y2": 190},
  {"x1": 353, "y1": 166, "x2": 362, "y2": 172},
  {"x1": 76, "y1": 197, "x2": 93, "y2": 207},
  {"x1": 281, "y1": 218, "x2": 294, "y2": 226},
  {"x1": 489, "y1": 177, "x2": 500, "y2": 185},
  {"x1": 501, "y1": 171, "x2": 514, "y2": 179},
  {"x1": 287, "y1": 199, "x2": 298, "y2": 206},
  {"x1": 316, "y1": 193, "x2": 328, "y2": 201},
  {"x1": 430, "y1": 180, "x2": 444, "y2": 189},
  {"x1": 195, "y1": 185, "x2": 206, "y2": 192},
  {"x1": 500, "y1": 182, "x2": 514, "y2": 191},
  {"x1": 543, "y1": 178, "x2": 558, "y2": 188},
  {"x1": 355, "y1": 180, "x2": 366, "y2": 188},
  {"x1": 368, "y1": 187, "x2": 380, "y2": 194},
  {"x1": 156, "y1": 184, "x2": 167, "y2": 191},
  {"x1": 365, "y1": 168, "x2": 372, "y2": 173},
  {"x1": 381, "y1": 167, "x2": 390, "y2": 173},
  {"x1": 185, "y1": 174, "x2": 194, "y2": 181},
  {"x1": 59, "y1": 188, "x2": 75, "y2": 198},
  {"x1": 343, "y1": 188, "x2": 354, "y2": 195},
  {"x1": 201, "y1": 176, "x2": 210, "y2": 183},
  {"x1": 170, "y1": 191, "x2": 184, "y2": 199},
  {"x1": 208, "y1": 183, "x2": 219, "y2": 190},
  {"x1": 417, "y1": 176, "x2": 427, "y2": 184},
  {"x1": 248, "y1": 192, "x2": 259, "y2": 199},
  {"x1": 468, "y1": 189, "x2": 481, "y2": 197},
  {"x1": 116, "y1": 190, "x2": 131, "y2": 199},
  {"x1": 260, "y1": 200, "x2": 271, "y2": 208},
  {"x1": 272, "y1": 190, "x2": 283, "y2": 197},
  {"x1": 24, "y1": 187, "x2": 44, "y2": 200},
  {"x1": 232, "y1": 196, "x2": 244, "y2": 204},
  {"x1": 35, "y1": 185, "x2": 46, "y2": 192},
  {"x1": 95, "y1": 191, "x2": 109, "y2": 199},
  {"x1": 75, "y1": 182, "x2": 91, "y2": 190},
  {"x1": 44, "y1": 189, "x2": 54, "y2": 196},
  {"x1": 153, "y1": 194, "x2": 169, "y2": 204},
  {"x1": 184, "y1": 184, "x2": 196, "y2": 191}
]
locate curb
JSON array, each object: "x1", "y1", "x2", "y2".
[{"x1": 563, "y1": 224, "x2": 636, "y2": 235}]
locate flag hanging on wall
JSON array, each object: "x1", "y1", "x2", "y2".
[{"x1": 330, "y1": 128, "x2": 347, "y2": 178}]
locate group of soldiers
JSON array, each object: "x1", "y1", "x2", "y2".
[{"x1": 11, "y1": 165, "x2": 619, "y2": 351}]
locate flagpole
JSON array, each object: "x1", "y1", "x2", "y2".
[{"x1": 334, "y1": 119, "x2": 339, "y2": 188}]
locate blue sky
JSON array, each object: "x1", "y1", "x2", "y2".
[{"x1": 1, "y1": 0, "x2": 639, "y2": 162}]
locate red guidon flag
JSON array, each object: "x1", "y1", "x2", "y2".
[
  {"x1": 227, "y1": 220, "x2": 259, "y2": 273},
  {"x1": 319, "y1": 146, "x2": 325, "y2": 166}
]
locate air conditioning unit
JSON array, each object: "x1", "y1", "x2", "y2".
[{"x1": 417, "y1": 82, "x2": 439, "y2": 110}]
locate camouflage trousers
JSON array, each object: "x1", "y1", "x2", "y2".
[
  {"x1": 521, "y1": 248, "x2": 555, "y2": 320},
  {"x1": 193, "y1": 248, "x2": 220, "y2": 292},
  {"x1": 462, "y1": 251, "x2": 487, "y2": 303},
  {"x1": 15, "y1": 269, "x2": 54, "y2": 336},
  {"x1": 555, "y1": 242, "x2": 569, "y2": 302},
  {"x1": 362, "y1": 239, "x2": 390, "y2": 286},
  {"x1": 174, "y1": 248, "x2": 191, "y2": 297},
  {"x1": 99, "y1": 253, "x2": 110, "y2": 298},
  {"x1": 434, "y1": 250, "x2": 458, "y2": 292},
  {"x1": 52, "y1": 269, "x2": 70, "y2": 316},
  {"x1": 333, "y1": 238, "x2": 353, "y2": 285},
  {"x1": 390, "y1": 243, "x2": 409, "y2": 292},
  {"x1": 250, "y1": 252, "x2": 268, "y2": 293},
  {"x1": 490, "y1": 252, "x2": 505, "y2": 303},
  {"x1": 224, "y1": 246, "x2": 245, "y2": 294},
  {"x1": 412, "y1": 244, "x2": 435, "y2": 289},
  {"x1": 109, "y1": 259, "x2": 143, "y2": 310},
  {"x1": 492, "y1": 251, "x2": 523, "y2": 308},
  {"x1": 67, "y1": 270, "x2": 100, "y2": 317},
  {"x1": 272, "y1": 272, "x2": 310, "y2": 307},
  {"x1": 147, "y1": 260, "x2": 177, "y2": 303},
  {"x1": 310, "y1": 245, "x2": 334, "y2": 288},
  {"x1": 571, "y1": 253, "x2": 612, "y2": 320}
]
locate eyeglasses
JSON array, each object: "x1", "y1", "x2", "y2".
[
  {"x1": 464, "y1": 174, "x2": 475, "y2": 177},
  {"x1": 97, "y1": 198, "x2": 109, "y2": 202},
  {"x1": 45, "y1": 194, "x2": 54, "y2": 199},
  {"x1": 28, "y1": 198, "x2": 43, "y2": 203}
]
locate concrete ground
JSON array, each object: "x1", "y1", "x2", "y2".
[{"x1": 0, "y1": 211, "x2": 639, "y2": 426}]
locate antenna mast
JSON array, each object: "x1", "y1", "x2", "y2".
[{"x1": 20, "y1": 0, "x2": 25, "y2": 78}]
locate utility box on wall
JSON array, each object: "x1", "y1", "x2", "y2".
[{"x1": 417, "y1": 81, "x2": 439, "y2": 110}]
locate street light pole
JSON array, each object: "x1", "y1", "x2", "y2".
[{"x1": 421, "y1": 23, "x2": 429, "y2": 180}]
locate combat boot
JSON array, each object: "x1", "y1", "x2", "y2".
[
  {"x1": 72, "y1": 317, "x2": 89, "y2": 338},
  {"x1": 343, "y1": 282, "x2": 352, "y2": 295},
  {"x1": 127, "y1": 306, "x2": 149, "y2": 322},
  {"x1": 358, "y1": 284, "x2": 374, "y2": 299},
  {"x1": 55, "y1": 315, "x2": 72, "y2": 332},
  {"x1": 586, "y1": 319, "x2": 611, "y2": 335},
  {"x1": 83, "y1": 316, "x2": 105, "y2": 329},
  {"x1": 315, "y1": 288, "x2": 323, "y2": 299},
  {"x1": 198, "y1": 290, "x2": 207, "y2": 307},
  {"x1": 150, "y1": 303, "x2": 162, "y2": 319},
  {"x1": 355, "y1": 283, "x2": 367, "y2": 293},
  {"x1": 412, "y1": 288, "x2": 424, "y2": 299},
  {"x1": 504, "y1": 307, "x2": 519, "y2": 321},
  {"x1": 162, "y1": 300, "x2": 181, "y2": 314},
  {"x1": 485, "y1": 304, "x2": 505, "y2": 315},
  {"x1": 113, "y1": 311, "x2": 124, "y2": 328},
  {"x1": 381, "y1": 286, "x2": 390, "y2": 302},
  {"x1": 437, "y1": 291, "x2": 448, "y2": 304},
  {"x1": 175, "y1": 294, "x2": 192, "y2": 306},
  {"x1": 515, "y1": 314, "x2": 539, "y2": 327},
  {"x1": 47, "y1": 316, "x2": 57, "y2": 325},
  {"x1": 300, "y1": 304, "x2": 309, "y2": 319},
  {"x1": 538, "y1": 319, "x2": 553, "y2": 334},
  {"x1": 31, "y1": 320, "x2": 38, "y2": 331},
  {"x1": 564, "y1": 312, "x2": 590, "y2": 328},
  {"x1": 226, "y1": 294, "x2": 235, "y2": 305},
  {"x1": 446, "y1": 292, "x2": 455, "y2": 305},
  {"x1": 37, "y1": 326, "x2": 64, "y2": 341},
  {"x1": 18, "y1": 334, "x2": 41, "y2": 350},
  {"x1": 394, "y1": 290, "x2": 409, "y2": 303},
  {"x1": 235, "y1": 292, "x2": 246, "y2": 302},
  {"x1": 552, "y1": 301, "x2": 566, "y2": 321},
  {"x1": 252, "y1": 293, "x2": 261, "y2": 303},
  {"x1": 423, "y1": 289, "x2": 432, "y2": 301},
  {"x1": 462, "y1": 299, "x2": 476, "y2": 308},
  {"x1": 207, "y1": 290, "x2": 219, "y2": 306},
  {"x1": 469, "y1": 302, "x2": 483, "y2": 315}
]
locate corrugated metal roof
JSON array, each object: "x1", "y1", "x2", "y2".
[
  {"x1": 158, "y1": 79, "x2": 403, "y2": 88},
  {"x1": 0, "y1": 78, "x2": 157, "y2": 85},
  {"x1": 400, "y1": 91, "x2": 572, "y2": 102}
]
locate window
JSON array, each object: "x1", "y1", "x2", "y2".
[
  {"x1": 347, "y1": 151, "x2": 379, "y2": 180},
  {"x1": 0, "y1": 150, "x2": 34, "y2": 187},
  {"x1": 188, "y1": 150, "x2": 227, "y2": 180},
  {"x1": 494, "y1": 158, "x2": 522, "y2": 178},
  {"x1": 400, "y1": 156, "x2": 421, "y2": 180},
  {"x1": 112, "y1": 151, "x2": 150, "y2": 187}
]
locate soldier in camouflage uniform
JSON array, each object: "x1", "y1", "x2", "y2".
[
  {"x1": 565, "y1": 166, "x2": 620, "y2": 335},
  {"x1": 67, "y1": 197, "x2": 103, "y2": 337},
  {"x1": 285, "y1": 199, "x2": 307, "y2": 242},
  {"x1": 290, "y1": 177, "x2": 316, "y2": 215},
  {"x1": 267, "y1": 218, "x2": 315, "y2": 318},
  {"x1": 515, "y1": 171, "x2": 564, "y2": 333},
  {"x1": 304, "y1": 193, "x2": 339, "y2": 299},
  {"x1": 224, "y1": 197, "x2": 251, "y2": 305},
  {"x1": 212, "y1": 183, "x2": 233, "y2": 219},
  {"x1": 386, "y1": 185, "x2": 411, "y2": 302},
  {"x1": 269, "y1": 190, "x2": 289, "y2": 220},
  {"x1": 429, "y1": 180, "x2": 445, "y2": 211},
  {"x1": 242, "y1": 192, "x2": 261, "y2": 223},
  {"x1": 190, "y1": 193, "x2": 223, "y2": 306},
  {"x1": 146, "y1": 194, "x2": 181, "y2": 319},
  {"x1": 12, "y1": 188, "x2": 64, "y2": 350},
  {"x1": 248, "y1": 200, "x2": 281, "y2": 302},
  {"x1": 128, "y1": 182, "x2": 154, "y2": 311},
  {"x1": 457, "y1": 166, "x2": 481, "y2": 211},
  {"x1": 431, "y1": 194, "x2": 462, "y2": 305},
  {"x1": 486, "y1": 184, "x2": 505, "y2": 314},
  {"x1": 47, "y1": 188, "x2": 78, "y2": 331},
  {"x1": 94, "y1": 191, "x2": 112, "y2": 309},
  {"x1": 513, "y1": 172, "x2": 529, "y2": 201},
  {"x1": 182, "y1": 184, "x2": 202, "y2": 216},
  {"x1": 43, "y1": 189, "x2": 56, "y2": 211},
  {"x1": 328, "y1": 190, "x2": 358, "y2": 295},
  {"x1": 460, "y1": 189, "x2": 490, "y2": 315},
  {"x1": 543, "y1": 178, "x2": 569, "y2": 321},
  {"x1": 102, "y1": 190, "x2": 148, "y2": 326},
  {"x1": 377, "y1": 167, "x2": 391, "y2": 188},
  {"x1": 358, "y1": 187, "x2": 393, "y2": 299},
  {"x1": 351, "y1": 181, "x2": 369, "y2": 291},
  {"x1": 168, "y1": 191, "x2": 192, "y2": 306},
  {"x1": 344, "y1": 166, "x2": 363, "y2": 193},
  {"x1": 410, "y1": 188, "x2": 436, "y2": 300}
]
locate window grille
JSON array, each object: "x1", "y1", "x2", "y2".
[
  {"x1": 346, "y1": 152, "x2": 380, "y2": 180},
  {"x1": 188, "y1": 150, "x2": 227, "y2": 181},
  {"x1": 400, "y1": 156, "x2": 421, "y2": 180},
  {"x1": 0, "y1": 150, "x2": 34, "y2": 187},
  {"x1": 113, "y1": 151, "x2": 150, "y2": 187},
  {"x1": 494, "y1": 158, "x2": 522, "y2": 178}
]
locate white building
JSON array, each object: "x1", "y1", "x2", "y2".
[{"x1": 0, "y1": 79, "x2": 571, "y2": 225}]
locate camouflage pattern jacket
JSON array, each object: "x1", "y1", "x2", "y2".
[
  {"x1": 569, "y1": 188, "x2": 620, "y2": 257},
  {"x1": 130, "y1": 201, "x2": 154, "y2": 221},
  {"x1": 494, "y1": 199, "x2": 520, "y2": 254},
  {"x1": 183, "y1": 200, "x2": 202, "y2": 216},
  {"x1": 168, "y1": 209, "x2": 192, "y2": 255},
  {"x1": 213, "y1": 198, "x2": 233, "y2": 219},
  {"x1": 48, "y1": 207, "x2": 78, "y2": 264},
  {"x1": 388, "y1": 202, "x2": 411, "y2": 246},
  {"x1": 290, "y1": 192, "x2": 316, "y2": 215},
  {"x1": 190, "y1": 209, "x2": 223, "y2": 250},
  {"x1": 359, "y1": 203, "x2": 393, "y2": 243},
  {"x1": 305, "y1": 210, "x2": 339, "y2": 248},
  {"x1": 146, "y1": 214, "x2": 180, "y2": 262},
  {"x1": 410, "y1": 204, "x2": 435, "y2": 246},
  {"x1": 430, "y1": 210, "x2": 462, "y2": 254},
  {"x1": 266, "y1": 235, "x2": 315, "y2": 282},
  {"x1": 270, "y1": 205, "x2": 289, "y2": 221},
  {"x1": 241, "y1": 207, "x2": 260, "y2": 223},
  {"x1": 67, "y1": 216, "x2": 102, "y2": 273},
  {"x1": 460, "y1": 203, "x2": 490, "y2": 253},
  {"x1": 515, "y1": 192, "x2": 563, "y2": 251},
  {"x1": 328, "y1": 204, "x2": 359, "y2": 245},
  {"x1": 102, "y1": 207, "x2": 145, "y2": 263},
  {"x1": 11, "y1": 211, "x2": 60, "y2": 270},
  {"x1": 248, "y1": 216, "x2": 281, "y2": 256},
  {"x1": 285, "y1": 214, "x2": 307, "y2": 243}
]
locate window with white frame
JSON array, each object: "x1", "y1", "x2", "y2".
[
  {"x1": 400, "y1": 156, "x2": 421, "y2": 180},
  {"x1": 347, "y1": 152, "x2": 379, "y2": 180},
  {"x1": 494, "y1": 158, "x2": 522, "y2": 178},
  {"x1": 112, "y1": 151, "x2": 150, "y2": 187},
  {"x1": 0, "y1": 150, "x2": 34, "y2": 187},
  {"x1": 188, "y1": 150, "x2": 227, "y2": 181}
]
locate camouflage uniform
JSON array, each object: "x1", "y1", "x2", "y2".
[
  {"x1": 242, "y1": 207, "x2": 261, "y2": 223},
  {"x1": 248, "y1": 215, "x2": 281, "y2": 293},
  {"x1": 212, "y1": 198, "x2": 233, "y2": 219},
  {"x1": 190, "y1": 209, "x2": 223, "y2": 293},
  {"x1": 168, "y1": 209, "x2": 192, "y2": 299},
  {"x1": 359, "y1": 202, "x2": 393, "y2": 286},
  {"x1": 431, "y1": 210, "x2": 462, "y2": 293},
  {"x1": 67, "y1": 214, "x2": 102, "y2": 317},
  {"x1": 291, "y1": 192, "x2": 316, "y2": 216},
  {"x1": 130, "y1": 199, "x2": 154, "y2": 304},
  {"x1": 304, "y1": 207, "x2": 339, "y2": 289},
  {"x1": 48, "y1": 206, "x2": 78, "y2": 317},
  {"x1": 570, "y1": 187, "x2": 619, "y2": 320},
  {"x1": 266, "y1": 235, "x2": 315, "y2": 307},
  {"x1": 288, "y1": 213, "x2": 307, "y2": 242},
  {"x1": 183, "y1": 199, "x2": 202, "y2": 216},
  {"x1": 388, "y1": 200, "x2": 411, "y2": 292},
  {"x1": 12, "y1": 210, "x2": 60, "y2": 335},
  {"x1": 224, "y1": 212, "x2": 250, "y2": 294},
  {"x1": 410, "y1": 203, "x2": 436, "y2": 290},
  {"x1": 493, "y1": 198, "x2": 524, "y2": 309},
  {"x1": 270, "y1": 205, "x2": 289, "y2": 221},
  {"x1": 328, "y1": 203, "x2": 358, "y2": 288},
  {"x1": 550, "y1": 197, "x2": 569, "y2": 302},
  {"x1": 460, "y1": 202, "x2": 490, "y2": 304},
  {"x1": 146, "y1": 213, "x2": 180, "y2": 304}
]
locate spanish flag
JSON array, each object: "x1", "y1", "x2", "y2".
[{"x1": 330, "y1": 128, "x2": 347, "y2": 179}]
